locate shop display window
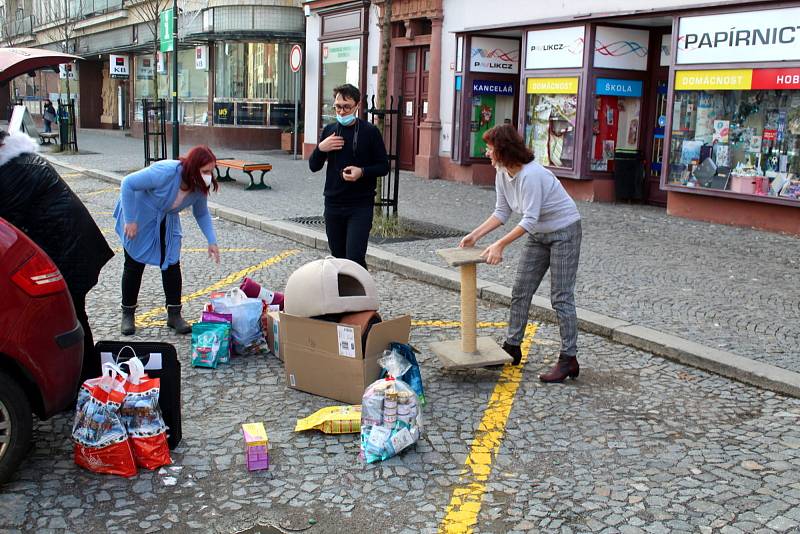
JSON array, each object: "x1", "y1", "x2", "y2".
[
  {"x1": 524, "y1": 78, "x2": 579, "y2": 169},
  {"x1": 590, "y1": 78, "x2": 643, "y2": 172},
  {"x1": 468, "y1": 82, "x2": 515, "y2": 159},
  {"x1": 668, "y1": 72, "x2": 800, "y2": 201}
]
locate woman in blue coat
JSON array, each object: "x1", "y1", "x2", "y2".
[{"x1": 114, "y1": 146, "x2": 221, "y2": 335}]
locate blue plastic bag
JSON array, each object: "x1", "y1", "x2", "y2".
[{"x1": 381, "y1": 342, "x2": 426, "y2": 407}]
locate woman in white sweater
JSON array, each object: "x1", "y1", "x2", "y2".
[{"x1": 460, "y1": 124, "x2": 582, "y2": 383}]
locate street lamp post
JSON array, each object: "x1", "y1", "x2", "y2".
[{"x1": 171, "y1": 0, "x2": 179, "y2": 159}]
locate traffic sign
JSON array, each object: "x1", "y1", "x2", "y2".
[{"x1": 290, "y1": 45, "x2": 302, "y2": 73}]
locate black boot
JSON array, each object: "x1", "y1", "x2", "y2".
[
  {"x1": 121, "y1": 304, "x2": 136, "y2": 336},
  {"x1": 502, "y1": 342, "x2": 523, "y2": 366},
  {"x1": 485, "y1": 341, "x2": 523, "y2": 369},
  {"x1": 539, "y1": 354, "x2": 580, "y2": 383},
  {"x1": 166, "y1": 305, "x2": 191, "y2": 334}
]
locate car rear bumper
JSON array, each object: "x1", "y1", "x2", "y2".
[{"x1": 56, "y1": 322, "x2": 83, "y2": 350}]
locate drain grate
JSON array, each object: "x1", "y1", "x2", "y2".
[{"x1": 287, "y1": 215, "x2": 466, "y2": 244}]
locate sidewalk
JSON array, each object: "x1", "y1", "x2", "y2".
[{"x1": 43, "y1": 128, "x2": 800, "y2": 395}]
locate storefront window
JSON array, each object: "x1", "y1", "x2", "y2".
[
  {"x1": 468, "y1": 79, "x2": 515, "y2": 158},
  {"x1": 524, "y1": 77, "x2": 578, "y2": 169},
  {"x1": 668, "y1": 69, "x2": 800, "y2": 202},
  {"x1": 321, "y1": 38, "x2": 360, "y2": 125},
  {"x1": 214, "y1": 41, "x2": 299, "y2": 127},
  {"x1": 177, "y1": 48, "x2": 209, "y2": 125},
  {"x1": 133, "y1": 53, "x2": 169, "y2": 121},
  {"x1": 590, "y1": 78, "x2": 643, "y2": 172}
]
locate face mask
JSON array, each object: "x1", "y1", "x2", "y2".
[
  {"x1": 336, "y1": 113, "x2": 357, "y2": 126},
  {"x1": 202, "y1": 172, "x2": 213, "y2": 187}
]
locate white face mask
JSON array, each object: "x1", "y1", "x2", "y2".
[{"x1": 202, "y1": 172, "x2": 213, "y2": 187}]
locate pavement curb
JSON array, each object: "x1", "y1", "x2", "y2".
[{"x1": 49, "y1": 155, "x2": 800, "y2": 399}]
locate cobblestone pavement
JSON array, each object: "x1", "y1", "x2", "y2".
[
  {"x1": 2, "y1": 171, "x2": 800, "y2": 534},
  {"x1": 41, "y1": 130, "x2": 800, "y2": 373}
]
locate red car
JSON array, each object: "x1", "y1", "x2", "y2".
[{"x1": 0, "y1": 217, "x2": 83, "y2": 484}]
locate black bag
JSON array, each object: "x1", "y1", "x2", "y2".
[{"x1": 95, "y1": 341, "x2": 182, "y2": 449}]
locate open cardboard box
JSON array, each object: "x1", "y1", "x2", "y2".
[{"x1": 280, "y1": 313, "x2": 411, "y2": 405}]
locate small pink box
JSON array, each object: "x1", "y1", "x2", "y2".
[
  {"x1": 242, "y1": 423, "x2": 269, "y2": 471},
  {"x1": 730, "y1": 175, "x2": 757, "y2": 195}
]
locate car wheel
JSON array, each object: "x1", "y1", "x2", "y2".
[{"x1": 0, "y1": 371, "x2": 33, "y2": 485}]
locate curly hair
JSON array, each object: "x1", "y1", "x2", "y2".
[{"x1": 482, "y1": 124, "x2": 534, "y2": 168}]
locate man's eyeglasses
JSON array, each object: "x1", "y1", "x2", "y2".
[{"x1": 334, "y1": 104, "x2": 356, "y2": 112}]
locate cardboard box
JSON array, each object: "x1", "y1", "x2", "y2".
[
  {"x1": 280, "y1": 313, "x2": 411, "y2": 405},
  {"x1": 264, "y1": 311, "x2": 283, "y2": 361}
]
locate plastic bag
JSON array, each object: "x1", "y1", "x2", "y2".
[
  {"x1": 295, "y1": 406, "x2": 362, "y2": 434},
  {"x1": 201, "y1": 311, "x2": 233, "y2": 364},
  {"x1": 381, "y1": 344, "x2": 426, "y2": 407},
  {"x1": 72, "y1": 363, "x2": 137, "y2": 477},
  {"x1": 211, "y1": 288, "x2": 265, "y2": 355},
  {"x1": 359, "y1": 352, "x2": 422, "y2": 463},
  {"x1": 191, "y1": 322, "x2": 230, "y2": 368},
  {"x1": 118, "y1": 357, "x2": 171, "y2": 470}
]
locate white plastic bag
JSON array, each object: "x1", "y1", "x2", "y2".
[{"x1": 211, "y1": 288, "x2": 265, "y2": 354}]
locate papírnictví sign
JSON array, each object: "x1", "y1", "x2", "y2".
[{"x1": 677, "y1": 7, "x2": 800, "y2": 64}]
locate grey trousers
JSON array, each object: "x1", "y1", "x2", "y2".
[{"x1": 507, "y1": 220, "x2": 582, "y2": 357}]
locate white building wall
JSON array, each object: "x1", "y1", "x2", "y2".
[{"x1": 303, "y1": 10, "x2": 322, "y2": 146}]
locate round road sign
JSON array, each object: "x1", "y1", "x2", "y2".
[{"x1": 290, "y1": 45, "x2": 302, "y2": 73}]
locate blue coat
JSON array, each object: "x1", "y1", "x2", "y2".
[{"x1": 113, "y1": 160, "x2": 217, "y2": 269}]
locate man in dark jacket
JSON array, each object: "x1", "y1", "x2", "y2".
[
  {"x1": 309, "y1": 84, "x2": 390, "y2": 269},
  {"x1": 0, "y1": 130, "x2": 114, "y2": 383}
]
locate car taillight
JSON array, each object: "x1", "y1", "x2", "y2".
[{"x1": 11, "y1": 251, "x2": 67, "y2": 297}]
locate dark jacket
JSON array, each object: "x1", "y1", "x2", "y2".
[
  {"x1": 309, "y1": 118, "x2": 390, "y2": 208},
  {"x1": 0, "y1": 132, "x2": 113, "y2": 296}
]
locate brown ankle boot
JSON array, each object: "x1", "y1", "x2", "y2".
[{"x1": 539, "y1": 355, "x2": 579, "y2": 383}]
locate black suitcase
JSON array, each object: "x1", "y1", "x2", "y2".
[{"x1": 96, "y1": 341, "x2": 182, "y2": 450}]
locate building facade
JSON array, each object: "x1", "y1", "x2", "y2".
[
  {"x1": 3, "y1": 0, "x2": 305, "y2": 149},
  {"x1": 303, "y1": 0, "x2": 800, "y2": 234}
]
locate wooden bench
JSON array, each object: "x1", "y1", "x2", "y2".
[
  {"x1": 215, "y1": 159, "x2": 273, "y2": 190},
  {"x1": 39, "y1": 132, "x2": 59, "y2": 145}
]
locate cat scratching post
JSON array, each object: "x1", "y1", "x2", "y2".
[{"x1": 430, "y1": 247, "x2": 512, "y2": 369}]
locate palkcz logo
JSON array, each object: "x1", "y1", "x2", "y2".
[
  {"x1": 472, "y1": 47, "x2": 518, "y2": 70},
  {"x1": 529, "y1": 38, "x2": 584, "y2": 56},
  {"x1": 594, "y1": 39, "x2": 648, "y2": 58}
]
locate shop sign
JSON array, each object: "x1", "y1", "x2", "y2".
[
  {"x1": 157, "y1": 51, "x2": 166, "y2": 75},
  {"x1": 58, "y1": 63, "x2": 77, "y2": 80},
  {"x1": 137, "y1": 57, "x2": 154, "y2": 79},
  {"x1": 594, "y1": 26, "x2": 649, "y2": 71},
  {"x1": 322, "y1": 39, "x2": 360, "y2": 64},
  {"x1": 526, "y1": 77, "x2": 579, "y2": 94},
  {"x1": 214, "y1": 102, "x2": 234, "y2": 125},
  {"x1": 595, "y1": 78, "x2": 642, "y2": 97},
  {"x1": 470, "y1": 36, "x2": 519, "y2": 74},
  {"x1": 195, "y1": 46, "x2": 207, "y2": 71},
  {"x1": 472, "y1": 80, "x2": 514, "y2": 96},
  {"x1": 751, "y1": 68, "x2": 800, "y2": 90},
  {"x1": 110, "y1": 55, "x2": 129, "y2": 79},
  {"x1": 677, "y1": 7, "x2": 800, "y2": 64},
  {"x1": 525, "y1": 26, "x2": 584, "y2": 69},
  {"x1": 674, "y1": 69, "x2": 752, "y2": 90}
]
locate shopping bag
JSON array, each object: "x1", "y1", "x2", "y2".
[
  {"x1": 97, "y1": 341, "x2": 182, "y2": 449},
  {"x1": 119, "y1": 357, "x2": 172, "y2": 470},
  {"x1": 72, "y1": 363, "x2": 137, "y2": 477},
  {"x1": 211, "y1": 288, "x2": 265, "y2": 355},
  {"x1": 382, "y1": 343, "x2": 426, "y2": 407}
]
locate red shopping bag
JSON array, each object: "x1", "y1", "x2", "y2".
[
  {"x1": 72, "y1": 364, "x2": 137, "y2": 477},
  {"x1": 119, "y1": 356, "x2": 172, "y2": 470}
]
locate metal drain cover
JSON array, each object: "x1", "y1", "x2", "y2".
[{"x1": 286, "y1": 215, "x2": 465, "y2": 244}]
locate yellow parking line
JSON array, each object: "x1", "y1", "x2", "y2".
[
  {"x1": 83, "y1": 187, "x2": 119, "y2": 197},
  {"x1": 114, "y1": 247, "x2": 271, "y2": 254},
  {"x1": 134, "y1": 249, "x2": 300, "y2": 326},
  {"x1": 412, "y1": 320, "x2": 508, "y2": 329},
  {"x1": 439, "y1": 323, "x2": 538, "y2": 534}
]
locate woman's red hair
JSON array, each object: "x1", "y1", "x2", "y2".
[
  {"x1": 179, "y1": 145, "x2": 218, "y2": 194},
  {"x1": 482, "y1": 124, "x2": 534, "y2": 168}
]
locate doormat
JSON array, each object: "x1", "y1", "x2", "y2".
[{"x1": 286, "y1": 216, "x2": 465, "y2": 244}]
